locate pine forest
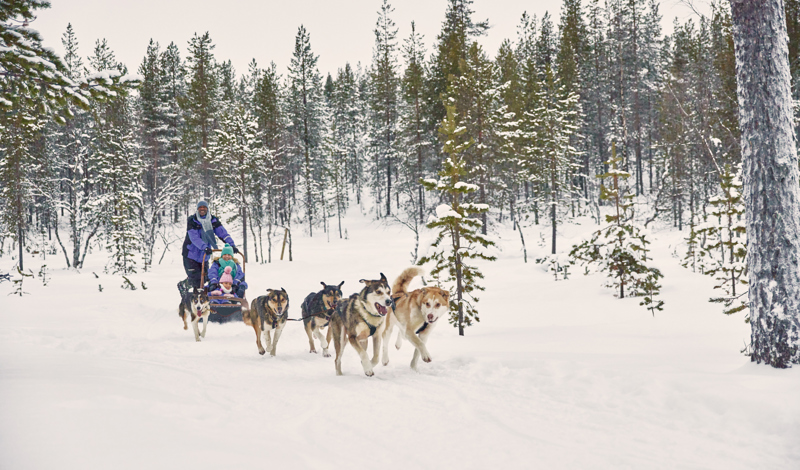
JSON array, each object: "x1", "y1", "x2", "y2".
[{"x1": 3, "y1": 0, "x2": 800, "y2": 356}]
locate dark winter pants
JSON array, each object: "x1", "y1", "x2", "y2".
[{"x1": 183, "y1": 257, "x2": 204, "y2": 289}]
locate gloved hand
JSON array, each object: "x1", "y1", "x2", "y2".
[
  {"x1": 205, "y1": 247, "x2": 213, "y2": 255},
  {"x1": 224, "y1": 293, "x2": 235, "y2": 298},
  {"x1": 232, "y1": 246, "x2": 240, "y2": 255},
  {"x1": 209, "y1": 290, "x2": 222, "y2": 296}
]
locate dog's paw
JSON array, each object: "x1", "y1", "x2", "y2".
[
  {"x1": 382, "y1": 358, "x2": 389, "y2": 366},
  {"x1": 422, "y1": 353, "x2": 432, "y2": 363},
  {"x1": 270, "y1": 349, "x2": 277, "y2": 357},
  {"x1": 322, "y1": 348, "x2": 331, "y2": 358},
  {"x1": 309, "y1": 349, "x2": 317, "y2": 354},
  {"x1": 258, "y1": 349, "x2": 266, "y2": 355},
  {"x1": 364, "y1": 369, "x2": 374, "y2": 377}
]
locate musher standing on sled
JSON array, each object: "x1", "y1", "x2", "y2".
[{"x1": 181, "y1": 201, "x2": 239, "y2": 292}]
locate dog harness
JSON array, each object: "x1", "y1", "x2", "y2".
[
  {"x1": 416, "y1": 322, "x2": 429, "y2": 335},
  {"x1": 356, "y1": 298, "x2": 385, "y2": 337}
]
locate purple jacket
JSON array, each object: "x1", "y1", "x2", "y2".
[{"x1": 181, "y1": 214, "x2": 236, "y2": 264}]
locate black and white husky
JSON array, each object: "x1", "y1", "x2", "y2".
[{"x1": 179, "y1": 288, "x2": 211, "y2": 342}]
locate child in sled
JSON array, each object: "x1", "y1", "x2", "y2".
[{"x1": 207, "y1": 244, "x2": 247, "y2": 301}]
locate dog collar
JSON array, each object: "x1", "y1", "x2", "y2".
[{"x1": 416, "y1": 322, "x2": 429, "y2": 335}]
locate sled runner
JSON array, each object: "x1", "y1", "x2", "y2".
[{"x1": 201, "y1": 249, "x2": 249, "y2": 323}]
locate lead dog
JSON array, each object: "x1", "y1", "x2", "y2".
[
  {"x1": 331, "y1": 274, "x2": 394, "y2": 376},
  {"x1": 245, "y1": 289, "x2": 289, "y2": 356},
  {"x1": 382, "y1": 267, "x2": 449, "y2": 370},
  {"x1": 178, "y1": 287, "x2": 211, "y2": 342},
  {"x1": 300, "y1": 282, "x2": 344, "y2": 357}
]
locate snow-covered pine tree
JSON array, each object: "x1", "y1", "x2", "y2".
[
  {"x1": 398, "y1": 22, "x2": 431, "y2": 228},
  {"x1": 368, "y1": 0, "x2": 400, "y2": 218},
  {"x1": 137, "y1": 39, "x2": 183, "y2": 270},
  {"x1": 451, "y1": 41, "x2": 497, "y2": 236},
  {"x1": 569, "y1": 143, "x2": 663, "y2": 312},
  {"x1": 183, "y1": 32, "x2": 219, "y2": 199},
  {"x1": 419, "y1": 102, "x2": 496, "y2": 335},
  {"x1": 2, "y1": 8, "x2": 136, "y2": 271},
  {"x1": 729, "y1": 0, "x2": 800, "y2": 367},
  {"x1": 286, "y1": 25, "x2": 325, "y2": 236},
  {"x1": 0, "y1": 102, "x2": 42, "y2": 271},
  {"x1": 699, "y1": 164, "x2": 747, "y2": 315},
  {"x1": 0, "y1": 2, "x2": 139, "y2": 123},
  {"x1": 515, "y1": 11, "x2": 545, "y2": 224},
  {"x1": 158, "y1": 41, "x2": 187, "y2": 223},
  {"x1": 532, "y1": 65, "x2": 580, "y2": 254},
  {"x1": 428, "y1": 0, "x2": 490, "y2": 129},
  {"x1": 250, "y1": 60, "x2": 287, "y2": 261},
  {"x1": 207, "y1": 105, "x2": 266, "y2": 261},
  {"x1": 322, "y1": 114, "x2": 348, "y2": 239},
  {"x1": 88, "y1": 39, "x2": 144, "y2": 275}
]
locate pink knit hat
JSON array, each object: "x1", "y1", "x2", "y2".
[{"x1": 220, "y1": 266, "x2": 233, "y2": 284}]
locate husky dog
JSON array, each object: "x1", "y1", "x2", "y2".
[
  {"x1": 245, "y1": 289, "x2": 289, "y2": 356},
  {"x1": 382, "y1": 267, "x2": 449, "y2": 370},
  {"x1": 331, "y1": 274, "x2": 394, "y2": 376},
  {"x1": 178, "y1": 288, "x2": 211, "y2": 342},
  {"x1": 300, "y1": 282, "x2": 344, "y2": 357}
]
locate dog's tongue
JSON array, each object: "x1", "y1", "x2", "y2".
[{"x1": 375, "y1": 303, "x2": 387, "y2": 315}]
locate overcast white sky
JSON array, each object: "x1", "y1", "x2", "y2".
[{"x1": 32, "y1": 0, "x2": 710, "y2": 78}]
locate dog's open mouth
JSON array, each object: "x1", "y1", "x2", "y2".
[{"x1": 374, "y1": 303, "x2": 387, "y2": 316}]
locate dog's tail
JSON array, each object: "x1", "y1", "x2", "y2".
[{"x1": 392, "y1": 267, "x2": 425, "y2": 296}]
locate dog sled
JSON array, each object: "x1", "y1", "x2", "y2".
[{"x1": 201, "y1": 249, "x2": 249, "y2": 324}]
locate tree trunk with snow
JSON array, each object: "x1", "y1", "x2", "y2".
[{"x1": 730, "y1": 0, "x2": 800, "y2": 367}]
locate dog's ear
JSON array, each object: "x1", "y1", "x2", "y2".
[
  {"x1": 338, "y1": 281, "x2": 344, "y2": 288},
  {"x1": 421, "y1": 288, "x2": 427, "y2": 296},
  {"x1": 442, "y1": 290, "x2": 450, "y2": 300},
  {"x1": 192, "y1": 287, "x2": 198, "y2": 295},
  {"x1": 281, "y1": 287, "x2": 287, "y2": 293},
  {"x1": 321, "y1": 282, "x2": 327, "y2": 288},
  {"x1": 359, "y1": 279, "x2": 366, "y2": 284},
  {"x1": 380, "y1": 273, "x2": 387, "y2": 283},
  {"x1": 266, "y1": 289, "x2": 274, "y2": 295}
]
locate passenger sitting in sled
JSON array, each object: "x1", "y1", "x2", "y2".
[{"x1": 207, "y1": 244, "x2": 247, "y2": 301}]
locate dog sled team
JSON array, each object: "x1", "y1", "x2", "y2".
[{"x1": 178, "y1": 201, "x2": 450, "y2": 376}]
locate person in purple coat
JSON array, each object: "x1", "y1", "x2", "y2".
[{"x1": 181, "y1": 201, "x2": 238, "y2": 290}]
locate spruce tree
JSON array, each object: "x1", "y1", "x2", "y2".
[
  {"x1": 369, "y1": 0, "x2": 400, "y2": 217},
  {"x1": 570, "y1": 143, "x2": 664, "y2": 313},
  {"x1": 183, "y1": 32, "x2": 219, "y2": 198},
  {"x1": 88, "y1": 40, "x2": 143, "y2": 275},
  {"x1": 207, "y1": 106, "x2": 265, "y2": 260},
  {"x1": 419, "y1": 103, "x2": 496, "y2": 335},
  {"x1": 398, "y1": 22, "x2": 432, "y2": 227},
  {"x1": 286, "y1": 25, "x2": 324, "y2": 236}
]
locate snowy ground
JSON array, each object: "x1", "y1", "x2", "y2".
[{"x1": 1, "y1": 210, "x2": 798, "y2": 470}]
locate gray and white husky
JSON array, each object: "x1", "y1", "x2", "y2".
[{"x1": 330, "y1": 274, "x2": 394, "y2": 376}]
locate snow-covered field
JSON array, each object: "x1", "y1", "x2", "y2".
[{"x1": 1, "y1": 211, "x2": 798, "y2": 470}]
